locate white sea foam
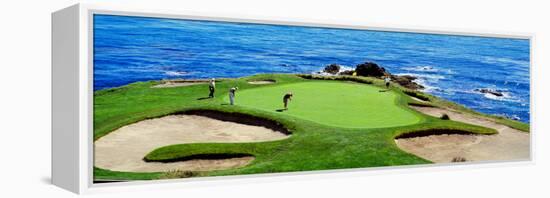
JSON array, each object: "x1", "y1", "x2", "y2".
[
  {"x1": 339, "y1": 66, "x2": 355, "y2": 72},
  {"x1": 494, "y1": 113, "x2": 522, "y2": 121},
  {"x1": 165, "y1": 71, "x2": 190, "y2": 76},
  {"x1": 314, "y1": 65, "x2": 355, "y2": 76},
  {"x1": 395, "y1": 73, "x2": 445, "y2": 82},
  {"x1": 403, "y1": 76, "x2": 441, "y2": 94},
  {"x1": 473, "y1": 87, "x2": 521, "y2": 103},
  {"x1": 402, "y1": 65, "x2": 455, "y2": 75},
  {"x1": 402, "y1": 66, "x2": 438, "y2": 72},
  {"x1": 481, "y1": 56, "x2": 529, "y2": 67}
]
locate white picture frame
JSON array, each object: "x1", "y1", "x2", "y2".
[{"x1": 52, "y1": 3, "x2": 534, "y2": 194}]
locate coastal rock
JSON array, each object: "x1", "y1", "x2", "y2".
[
  {"x1": 493, "y1": 113, "x2": 520, "y2": 121},
  {"x1": 391, "y1": 75, "x2": 424, "y2": 90},
  {"x1": 323, "y1": 64, "x2": 341, "y2": 74},
  {"x1": 326, "y1": 61, "x2": 423, "y2": 90},
  {"x1": 355, "y1": 62, "x2": 389, "y2": 77},
  {"x1": 339, "y1": 70, "x2": 354, "y2": 75},
  {"x1": 474, "y1": 88, "x2": 504, "y2": 97}
]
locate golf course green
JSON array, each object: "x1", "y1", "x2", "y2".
[
  {"x1": 234, "y1": 81, "x2": 421, "y2": 128},
  {"x1": 93, "y1": 74, "x2": 527, "y2": 181}
]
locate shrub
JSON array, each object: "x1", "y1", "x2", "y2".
[
  {"x1": 440, "y1": 113, "x2": 450, "y2": 120},
  {"x1": 296, "y1": 74, "x2": 373, "y2": 84}
]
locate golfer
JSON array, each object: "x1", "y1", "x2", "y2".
[
  {"x1": 229, "y1": 87, "x2": 238, "y2": 105},
  {"x1": 384, "y1": 76, "x2": 391, "y2": 89},
  {"x1": 283, "y1": 92, "x2": 293, "y2": 110},
  {"x1": 208, "y1": 78, "x2": 216, "y2": 98}
]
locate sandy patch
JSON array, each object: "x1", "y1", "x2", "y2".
[
  {"x1": 395, "y1": 106, "x2": 530, "y2": 163},
  {"x1": 94, "y1": 114, "x2": 288, "y2": 172},
  {"x1": 152, "y1": 81, "x2": 205, "y2": 88},
  {"x1": 410, "y1": 96, "x2": 428, "y2": 103},
  {"x1": 248, "y1": 80, "x2": 275, "y2": 85}
]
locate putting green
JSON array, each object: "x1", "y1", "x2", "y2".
[{"x1": 233, "y1": 81, "x2": 422, "y2": 128}]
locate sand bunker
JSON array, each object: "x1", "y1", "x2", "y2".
[
  {"x1": 395, "y1": 106, "x2": 530, "y2": 163},
  {"x1": 94, "y1": 114, "x2": 288, "y2": 173},
  {"x1": 152, "y1": 80, "x2": 208, "y2": 88},
  {"x1": 247, "y1": 80, "x2": 276, "y2": 85}
]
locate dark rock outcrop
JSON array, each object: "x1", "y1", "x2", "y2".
[
  {"x1": 474, "y1": 88, "x2": 504, "y2": 97},
  {"x1": 339, "y1": 70, "x2": 354, "y2": 75},
  {"x1": 355, "y1": 62, "x2": 389, "y2": 77},
  {"x1": 391, "y1": 75, "x2": 424, "y2": 90},
  {"x1": 323, "y1": 64, "x2": 341, "y2": 74},
  {"x1": 319, "y1": 61, "x2": 424, "y2": 90}
]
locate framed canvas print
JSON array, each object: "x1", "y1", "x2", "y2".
[{"x1": 52, "y1": 3, "x2": 532, "y2": 194}]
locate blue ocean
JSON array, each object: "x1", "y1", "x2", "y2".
[{"x1": 93, "y1": 15, "x2": 531, "y2": 123}]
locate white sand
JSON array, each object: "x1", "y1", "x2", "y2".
[
  {"x1": 247, "y1": 80, "x2": 275, "y2": 85},
  {"x1": 94, "y1": 115, "x2": 288, "y2": 172},
  {"x1": 395, "y1": 106, "x2": 530, "y2": 163},
  {"x1": 152, "y1": 81, "x2": 205, "y2": 88}
]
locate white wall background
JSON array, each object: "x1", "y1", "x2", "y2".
[{"x1": 0, "y1": 0, "x2": 548, "y2": 197}]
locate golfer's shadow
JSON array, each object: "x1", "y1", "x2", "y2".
[
  {"x1": 197, "y1": 97, "x2": 211, "y2": 100},
  {"x1": 275, "y1": 109, "x2": 287, "y2": 112},
  {"x1": 379, "y1": 89, "x2": 389, "y2": 92}
]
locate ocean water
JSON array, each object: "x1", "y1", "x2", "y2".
[{"x1": 93, "y1": 14, "x2": 531, "y2": 123}]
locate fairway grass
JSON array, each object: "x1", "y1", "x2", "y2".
[{"x1": 234, "y1": 81, "x2": 422, "y2": 128}]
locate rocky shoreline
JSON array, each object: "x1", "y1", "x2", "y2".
[{"x1": 320, "y1": 62, "x2": 424, "y2": 90}]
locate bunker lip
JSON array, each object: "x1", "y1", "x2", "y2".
[
  {"x1": 394, "y1": 129, "x2": 482, "y2": 139},
  {"x1": 144, "y1": 153, "x2": 254, "y2": 163},
  {"x1": 395, "y1": 106, "x2": 530, "y2": 163},
  {"x1": 94, "y1": 110, "x2": 290, "y2": 173},
  {"x1": 247, "y1": 79, "x2": 276, "y2": 84},
  {"x1": 183, "y1": 110, "x2": 291, "y2": 135}
]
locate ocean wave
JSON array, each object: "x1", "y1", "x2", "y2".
[
  {"x1": 402, "y1": 76, "x2": 443, "y2": 94},
  {"x1": 165, "y1": 71, "x2": 191, "y2": 76},
  {"x1": 338, "y1": 66, "x2": 355, "y2": 73},
  {"x1": 481, "y1": 56, "x2": 529, "y2": 67},
  {"x1": 394, "y1": 73, "x2": 445, "y2": 81},
  {"x1": 402, "y1": 65, "x2": 437, "y2": 72},
  {"x1": 402, "y1": 65, "x2": 455, "y2": 74}
]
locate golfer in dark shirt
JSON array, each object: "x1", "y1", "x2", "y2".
[
  {"x1": 208, "y1": 78, "x2": 215, "y2": 98},
  {"x1": 283, "y1": 92, "x2": 293, "y2": 110}
]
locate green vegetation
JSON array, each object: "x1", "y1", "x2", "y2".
[
  {"x1": 94, "y1": 74, "x2": 516, "y2": 181},
  {"x1": 94, "y1": 167, "x2": 162, "y2": 180}
]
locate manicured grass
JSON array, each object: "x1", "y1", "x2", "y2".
[
  {"x1": 93, "y1": 74, "x2": 503, "y2": 181},
  {"x1": 94, "y1": 167, "x2": 162, "y2": 181},
  {"x1": 233, "y1": 81, "x2": 422, "y2": 128}
]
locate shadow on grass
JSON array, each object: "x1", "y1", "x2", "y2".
[
  {"x1": 275, "y1": 109, "x2": 287, "y2": 112},
  {"x1": 197, "y1": 97, "x2": 211, "y2": 100}
]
